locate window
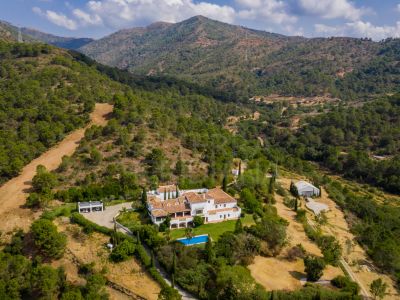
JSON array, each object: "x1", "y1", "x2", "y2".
[
  {"x1": 195, "y1": 209, "x2": 203, "y2": 215},
  {"x1": 228, "y1": 214, "x2": 230, "y2": 217},
  {"x1": 215, "y1": 205, "x2": 218, "y2": 209},
  {"x1": 224, "y1": 204, "x2": 226, "y2": 207},
  {"x1": 220, "y1": 215, "x2": 222, "y2": 219}
]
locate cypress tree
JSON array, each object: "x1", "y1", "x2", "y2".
[
  {"x1": 205, "y1": 236, "x2": 215, "y2": 263},
  {"x1": 294, "y1": 197, "x2": 298, "y2": 212},
  {"x1": 222, "y1": 175, "x2": 228, "y2": 192},
  {"x1": 141, "y1": 187, "x2": 147, "y2": 206},
  {"x1": 175, "y1": 184, "x2": 179, "y2": 197},
  {"x1": 234, "y1": 218, "x2": 243, "y2": 233},
  {"x1": 238, "y1": 160, "x2": 242, "y2": 176}
]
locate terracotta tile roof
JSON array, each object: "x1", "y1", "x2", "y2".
[
  {"x1": 157, "y1": 185, "x2": 177, "y2": 193},
  {"x1": 184, "y1": 192, "x2": 206, "y2": 203},
  {"x1": 148, "y1": 196, "x2": 190, "y2": 217},
  {"x1": 206, "y1": 188, "x2": 236, "y2": 204},
  {"x1": 152, "y1": 210, "x2": 168, "y2": 217}
]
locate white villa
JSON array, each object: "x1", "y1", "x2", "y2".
[
  {"x1": 147, "y1": 185, "x2": 241, "y2": 229},
  {"x1": 295, "y1": 180, "x2": 320, "y2": 197}
]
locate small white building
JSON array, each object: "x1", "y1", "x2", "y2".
[
  {"x1": 147, "y1": 185, "x2": 241, "y2": 229},
  {"x1": 295, "y1": 181, "x2": 320, "y2": 197},
  {"x1": 78, "y1": 201, "x2": 104, "y2": 213}
]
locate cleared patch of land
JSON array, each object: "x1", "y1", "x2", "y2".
[
  {"x1": 0, "y1": 103, "x2": 113, "y2": 236},
  {"x1": 276, "y1": 172, "x2": 399, "y2": 299},
  {"x1": 54, "y1": 218, "x2": 161, "y2": 300},
  {"x1": 248, "y1": 176, "x2": 343, "y2": 291}
]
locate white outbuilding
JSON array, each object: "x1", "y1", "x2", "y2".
[{"x1": 295, "y1": 181, "x2": 320, "y2": 197}]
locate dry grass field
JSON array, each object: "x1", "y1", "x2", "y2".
[{"x1": 54, "y1": 218, "x2": 161, "y2": 300}]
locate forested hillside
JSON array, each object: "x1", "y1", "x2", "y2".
[
  {"x1": 80, "y1": 16, "x2": 400, "y2": 100},
  {"x1": 240, "y1": 94, "x2": 400, "y2": 193},
  {"x1": 0, "y1": 41, "x2": 121, "y2": 184}
]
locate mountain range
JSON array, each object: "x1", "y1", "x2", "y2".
[
  {"x1": 79, "y1": 16, "x2": 400, "y2": 99},
  {"x1": 0, "y1": 20, "x2": 92, "y2": 49},
  {"x1": 2, "y1": 16, "x2": 400, "y2": 99}
]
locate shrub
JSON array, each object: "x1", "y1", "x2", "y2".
[
  {"x1": 295, "y1": 209, "x2": 307, "y2": 222},
  {"x1": 331, "y1": 275, "x2": 360, "y2": 295},
  {"x1": 193, "y1": 216, "x2": 204, "y2": 227},
  {"x1": 110, "y1": 239, "x2": 136, "y2": 262},
  {"x1": 304, "y1": 255, "x2": 325, "y2": 282},
  {"x1": 286, "y1": 244, "x2": 306, "y2": 261}
]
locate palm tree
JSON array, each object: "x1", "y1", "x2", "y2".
[{"x1": 185, "y1": 227, "x2": 194, "y2": 240}]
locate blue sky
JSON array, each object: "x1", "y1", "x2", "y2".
[{"x1": 1, "y1": 0, "x2": 399, "y2": 40}]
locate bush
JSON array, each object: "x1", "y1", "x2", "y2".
[
  {"x1": 331, "y1": 275, "x2": 360, "y2": 295},
  {"x1": 110, "y1": 239, "x2": 136, "y2": 262},
  {"x1": 286, "y1": 244, "x2": 305, "y2": 261},
  {"x1": 295, "y1": 209, "x2": 307, "y2": 222},
  {"x1": 193, "y1": 216, "x2": 204, "y2": 227},
  {"x1": 304, "y1": 255, "x2": 325, "y2": 282}
]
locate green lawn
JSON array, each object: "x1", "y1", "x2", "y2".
[
  {"x1": 116, "y1": 210, "x2": 149, "y2": 228},
  {"x1": 169, "y1": 214, "x2": 255, "y2": 241}
]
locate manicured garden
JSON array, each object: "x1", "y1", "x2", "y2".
[{"x1": 169, "y1": 214, "x2": 255, "y2": 241}]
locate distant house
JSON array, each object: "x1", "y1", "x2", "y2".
[
  {"x1": 78, "y1": 201, "x2": 104, "y2": 213},
  {"x1": 147, "y1": 185, "x2": 241, "y2": 229},
  {"x1": 295, "y1": 181, "x2": 320, "y2": 197}
]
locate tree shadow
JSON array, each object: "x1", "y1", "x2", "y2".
[{"x1": 289, "y1": 270, "x2": 305, "y2": 280}]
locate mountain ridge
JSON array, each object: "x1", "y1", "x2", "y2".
[{"x1": 79, "y1": 15, "x2": 400, "y2": 99}]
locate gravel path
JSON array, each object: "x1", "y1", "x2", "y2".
[{"x1": 0, "y1": 103, "x2": 113, "y2": 233}]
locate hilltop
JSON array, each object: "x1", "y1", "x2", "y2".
[{"x1": 0, "y1": 19, "x2": 93, "y2": 49}]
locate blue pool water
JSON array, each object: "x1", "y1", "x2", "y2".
[{"x1": 177, "y1": 234, "x2": 209, "y2": 246}]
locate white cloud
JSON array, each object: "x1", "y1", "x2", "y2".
[
  {"x1": 298, "y1": 0, "x2": 365, "y2": 21},
  {"x1": 73, "y1": 8, "x2": 102, "y2": 26},
  {"x1": 85, "y1": 0, "x2": 235, "y2": 29},
  {"x1": 315, "y1": 21, "x2": 400, "y2": 41},
  {"x1": 236, "y1": 0, "x2": 297, "y2": 24},
  {"x1": 397, "y1": 4, "x2": 400, "y2": 12},
  {"x1": 33, "y1": 6, "x2": 78, "y2": 30}
]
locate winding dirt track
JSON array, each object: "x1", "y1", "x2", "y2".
[{"x1": 0, "y1": 103, "x2": 113, "y2": 234}]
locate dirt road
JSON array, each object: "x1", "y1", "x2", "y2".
[{"x1": 0, "y1": 103, "x2": 113, "y2": 234}]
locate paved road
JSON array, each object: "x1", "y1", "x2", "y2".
[
  {"x1": 0, "y1": 103, "x2": 113, "y2": 234},
  {"x1": 84, "y1": 203, "x2": 133, "y2": 228}
]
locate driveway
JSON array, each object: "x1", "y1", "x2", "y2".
[{"x1": 84, "y1": 202, "x2": 132, "y2": 229}]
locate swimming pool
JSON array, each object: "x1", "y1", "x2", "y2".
[{"x1": 177, "y1": 234, "x2": 209, "y2": 246}]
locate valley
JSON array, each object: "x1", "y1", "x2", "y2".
[{"x1": 0, "y1": 13, "x2": 399, "y2": 300}]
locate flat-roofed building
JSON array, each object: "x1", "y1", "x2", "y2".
[{"x1": 78, "y1": 201, "x2": 104, "y2": 213}]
